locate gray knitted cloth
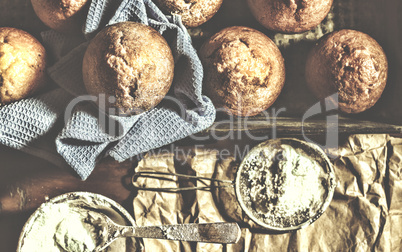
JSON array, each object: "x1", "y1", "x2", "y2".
[{"x1": 0, "y1": 0, "x2": 216, "y2": 180}]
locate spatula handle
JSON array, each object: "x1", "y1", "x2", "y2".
[{"x1": 128, "y1": 222, "x2": 241, "y2": 244}]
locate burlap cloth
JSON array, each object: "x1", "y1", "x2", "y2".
[{"x1": 133, "y1": 134, "x2": 402, "y2": 251}]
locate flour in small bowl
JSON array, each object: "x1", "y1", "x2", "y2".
[
  {"x1": 18, "y1": 193, "x2": 140, "y2": 252},
  {"x1": 240, "y1": 143, "x2": 328, "y2": 228}
]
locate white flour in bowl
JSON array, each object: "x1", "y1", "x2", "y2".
[
  {"x1": 241, "y1": 144, "x2": 327, "y2": 228},
  {"x1": 20, "y1": 204, "x2": 101, "y2": 252},
  {"x1": 19, "y1": 193, "x2": 139, "y2": 252}
]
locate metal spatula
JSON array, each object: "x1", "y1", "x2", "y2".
[{"x1": 91, "y1": 212, "x2": 241, "y2": 251}]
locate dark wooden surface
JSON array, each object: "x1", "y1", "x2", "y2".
[{"x1": 198, "y1": 116, "x2": 402, "y2": 138}]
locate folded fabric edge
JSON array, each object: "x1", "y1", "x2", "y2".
[{"x1": 108, "y1": 116, "x2": 216, "y2": 163}]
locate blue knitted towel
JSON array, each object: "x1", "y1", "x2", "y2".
[{"x1": 0, "y1": 0, "x2": 216, "y2": 180}]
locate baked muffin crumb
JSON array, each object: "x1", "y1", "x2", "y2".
[
  {"x1": 153, "y1": 0, "x2": 223, "y2": 27},
  {"x1": 199, "y1": 26, "x2": 285, "y2": 117},
  {"x1": 247, "y1": 0, "x2": 333, "y2": 33},
  {"x1": 31, "y1": 0, "x2": 90, "y2": 34},
  {"x1": 305, "y1": 29, "x2": 388, "y2": 113},
  {"x1": 83, "y1": 22, "x2": 174, "y2": 115},
  {"x1": 0, "y1": 27, "x2": 47, "y2": 105}
]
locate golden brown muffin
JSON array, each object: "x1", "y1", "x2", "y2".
[
  {"x1": 199, "y1": 26, "x2": 285, "y2": 117},
  {"x1": 0, "y1": 27, "x2": 47, "y2": 105},
  {"x1": 305, "y1": 29, "x2": 388, "y2": 114},
  {"x1": 153, "y1": 0, "x2": 223, "y2": 27},
  {"x1": 82, "y1": 22, "x2": 174, "y2": 115},
  {"x1": 247, "y1": 0, "x2": 333, "y2": 33},
  {"x1": 31, "y1": 0, "x2": 90, "y2": 34}
]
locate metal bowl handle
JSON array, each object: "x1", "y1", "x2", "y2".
[{"x1": 132, "y1": 171, "x2": 234, "y2": 192}]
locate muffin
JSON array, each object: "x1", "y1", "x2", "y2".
[
  {"x1": 82, "y1": 22, "x2": 174, "y2": 115},
  {"x1": 31, "y1": 0, "x2": 90, "y2": 34},
  {"x1": 153, "y1": 0, "x2": 223, "y2": 27},
  {"x1": 199, "y1": 26, "x2": 285, "y2": 117},
  {"x1": 247, "y1": 0, "x2": 333, "y2": 33},
  {"x1": 305, "y1": 29, "x2": 388, "y2": 114},
  {"x1": 0, "y1": 27, "x2": 47, "y2": 105}
]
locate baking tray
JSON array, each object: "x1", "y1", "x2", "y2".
[{"x1": 1, "y1": 0, "x2": 401, "y2": 137}]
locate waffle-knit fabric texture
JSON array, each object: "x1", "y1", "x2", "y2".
[{"x1": 0, "y1": 0, "x2": 216, "y2": 180}]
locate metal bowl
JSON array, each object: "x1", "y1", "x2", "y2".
[
  {"x1": 235, "y1": 138, "x2": 336, "y2": 231},
  {"x1": 17, "y1": 191, "x2": 143, "y2": 251}
]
